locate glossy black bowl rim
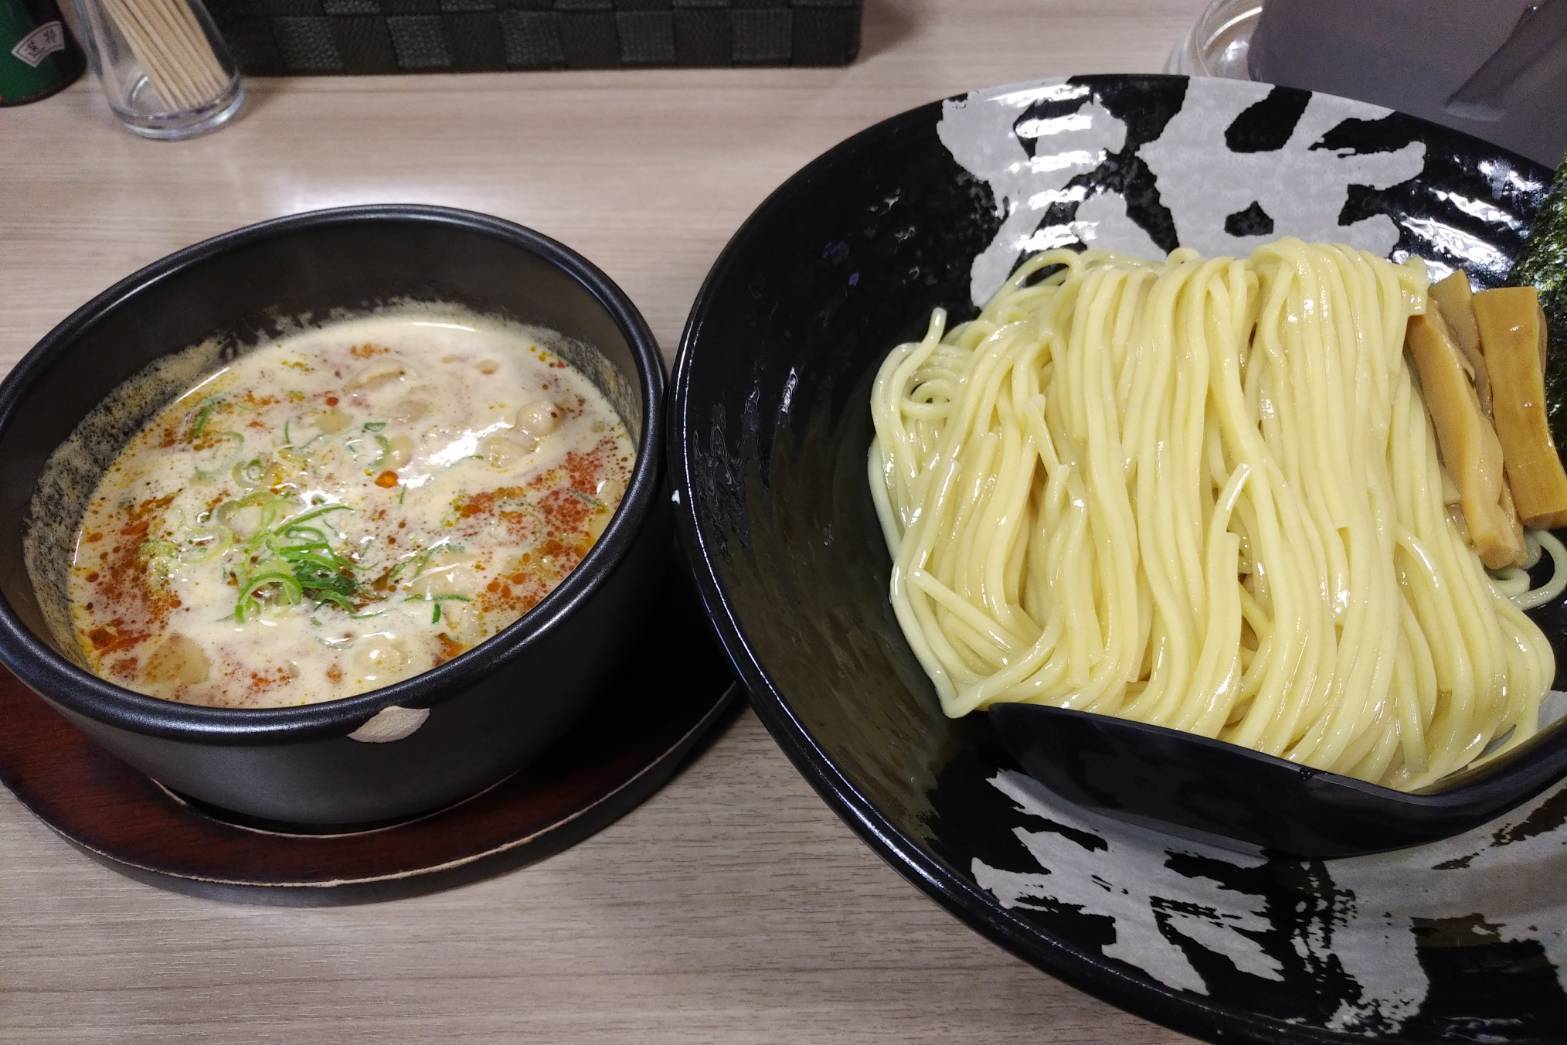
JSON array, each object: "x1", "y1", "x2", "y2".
[
  {"x1": 670, "y1": 73, "x2": 1550, "y2": 1045},
  {"x1": 0, "y1": 204, "x2": 666, "y2": 745}
]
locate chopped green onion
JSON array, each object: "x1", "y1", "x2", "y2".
[
  {"x1": 405, "y1": 592, "x2": 471, "y2": 624},
  {"x1": 362, "y1": 421, "x2": 387, "y2": 432},
  {"x1": 189, "y1": 395, "x2": 224, "y2": 438},
  {"x1": 221, "y1": 500, "x2": 359, "y2": 622},
  {"x1": 371, "y1": 434, "x2": 393, "y2": 470},
  {"x1": 282, "y1": 503, "x2": 353, "y2": 529},
  {"x1": 231, "y1": 457, "x2": 266, "y2": 487},
  {"x1": 311, "y1": 590, "x2": 355, "y2": 611},
  {"x1": 280, "y1": 416, "x2": 326, "y2": 451},
  {"x1": 234, "y1": 569, "x2": 304, "y2": 621}
]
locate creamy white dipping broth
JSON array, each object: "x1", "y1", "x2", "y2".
[{"x1": 68, "y1": 312, "x2": 634, "y2": 708}]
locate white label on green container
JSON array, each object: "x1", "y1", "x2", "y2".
[{"x1": 11, "y1": 21, "x2": 64, "y2": 69}]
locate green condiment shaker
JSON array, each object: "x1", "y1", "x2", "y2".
[{"x1": 0, "y1": 0, "x2": 84, "y2": 106}]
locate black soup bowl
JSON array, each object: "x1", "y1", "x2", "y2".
[{"x1": 0, "y1": 205, "x2": 666, "y2": 826}]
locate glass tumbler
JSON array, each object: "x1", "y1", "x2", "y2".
[
  {"x1": 1166, "y1": 0, "x2": 1263, "y2": 79},
  {"x1": 73, "y1": 0, "x2": 243, "y2": 139}
]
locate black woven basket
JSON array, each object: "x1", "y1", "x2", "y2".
[{"x1": 205, "y1": 1, "x2": 863, "y2": 75}]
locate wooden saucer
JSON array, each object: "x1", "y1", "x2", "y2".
[{"x1": 0, "y1": 565, "x2": 737, "y2": 905}]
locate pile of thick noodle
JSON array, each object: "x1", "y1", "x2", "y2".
[{"x1": 868, "y1": 239, "x2": 1559, "y2": 790}]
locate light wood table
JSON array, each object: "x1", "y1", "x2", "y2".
[{"x1": 0, "y1": 2, "x2": 1198, "y2": 1041}]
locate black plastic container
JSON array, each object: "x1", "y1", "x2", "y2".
[
  {"x1": 0, "y1": 205, "x2": 667, "y2": 826},
  {"x1": 206, "y1": 0, "x2": 864, "y2": 75}
]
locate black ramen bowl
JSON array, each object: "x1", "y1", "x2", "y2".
[
  {"x1": 674, "y1": 75, "x2": 1567, "y2": 1039},
  {"x1": 0, "y1": 204, "x2": 667, "y2": 826}
]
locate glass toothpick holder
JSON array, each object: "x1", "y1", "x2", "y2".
[{"x1": 73, "y1": 0, "x2": 244, "y2": 140}]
